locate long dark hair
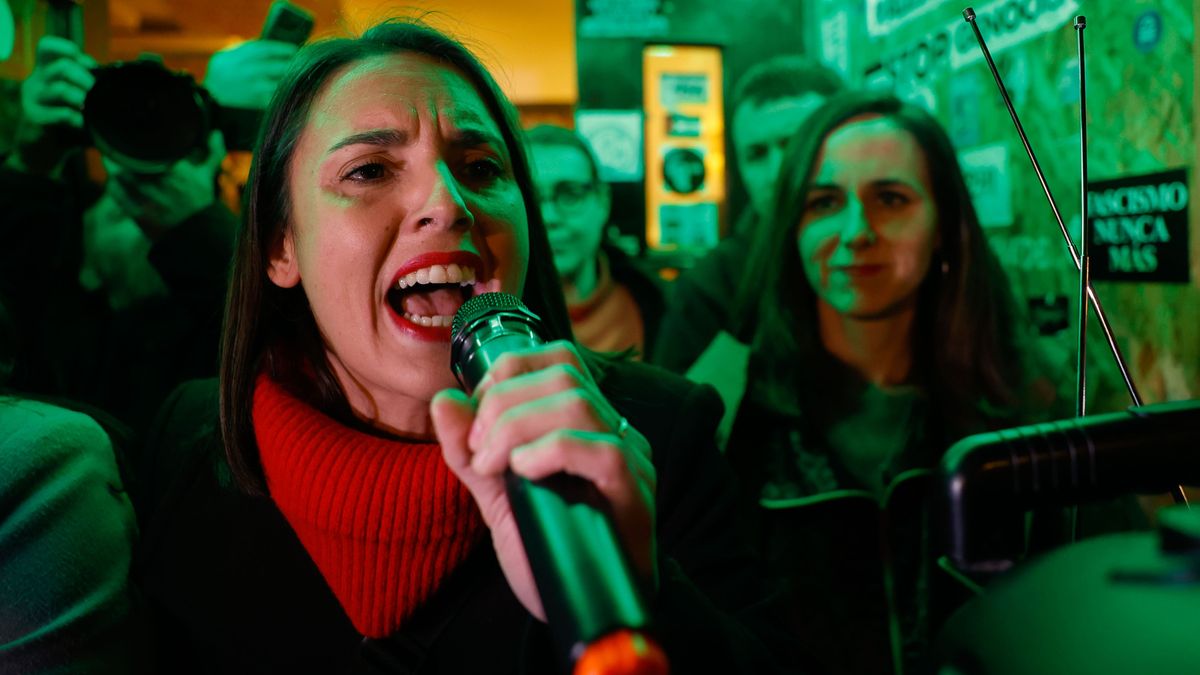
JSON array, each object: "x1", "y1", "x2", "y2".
[
  {"x1": 220, "y1": 19, "x2": 573, "y2": 495},
  {"x1": 735, "y1": 91, "x2": 1036, "y2": 438}
]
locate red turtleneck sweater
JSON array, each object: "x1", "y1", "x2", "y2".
[{"x1": 252, "y1": 373, "x2": 484, "y2": 638}]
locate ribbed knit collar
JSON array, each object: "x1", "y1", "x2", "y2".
[{"x1": 252, "y1": 372, "x2": 484, "y2": 638}]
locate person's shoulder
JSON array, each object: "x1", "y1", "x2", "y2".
[
  {"x1": 0, "y1": 397, "x2": 111, "y2": 455},
  {"x1": 0, "y1": 397, "x2": 117, "y2": 491}
]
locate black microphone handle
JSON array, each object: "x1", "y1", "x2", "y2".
[
  {"x1": 449, "y1": 294, "x2": 654, "y2": 669},
  {"x1": 505, "y1": 471, "x2": 651, "y2": 662}
]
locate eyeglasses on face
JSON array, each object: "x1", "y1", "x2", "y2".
[{"x1": 539, "y1": 180, "x2": 597, "y2": 214}]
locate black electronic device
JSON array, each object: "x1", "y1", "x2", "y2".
[
  {"x1": 261, "y1": 0, "x2": 314, "y2": 45},
  {"x1": 85, "y1": 60, "x2": 214, "y2": 173}
]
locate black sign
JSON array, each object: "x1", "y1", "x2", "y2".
[{"x1": 1086, "y1": 168, "x2": 1190, "y2": 283}]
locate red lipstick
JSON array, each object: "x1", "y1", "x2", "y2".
[{"x1": 386, "y1": 250, "x2": 485, "y2": 342}]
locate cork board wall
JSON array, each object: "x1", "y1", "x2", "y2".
[{"x1": 811, "y1": 0, "x2": 1198, "y2": 412}]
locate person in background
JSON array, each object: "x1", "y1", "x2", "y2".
[
  {"x1": 134, "y1": 20, "x2": 800, "y2": 674},
  {"x1": 0, "y1": 296, "x2": 148, "y2": 673},
  {"x1": 651, "y1": 56, "x2": 843, "y2": 378},
  {"x1": 723, "y1": 91, "x2": 1073, "y2": 674},
  {"x1": 0, "y1": 35, "x2": 295, "y2": 433},
  {"x1": 526, "y1": 124, "x2": 664, "y2": 357}
]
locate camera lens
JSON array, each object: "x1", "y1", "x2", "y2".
[{"x1": 85, "y1": 60, "x2": 211, "y2": 173}]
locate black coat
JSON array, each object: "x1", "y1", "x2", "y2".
[
  {"x1": 650, "y1": 232, "x2": 752, "y2": 374},
  {"x1": 133, "y1": 359, "x2": 808, "y2": 674},
  {"x1": 0, "y1": 164, "x2": 235, "y2": 432}
]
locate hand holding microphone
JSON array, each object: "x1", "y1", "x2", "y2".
[{"x1": 430, "y1": 293, "x2": 667, "y2": 674}]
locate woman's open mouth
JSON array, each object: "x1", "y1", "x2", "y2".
[{"x1": 385, "y1": 252, "x2": 488, "y2": 341}]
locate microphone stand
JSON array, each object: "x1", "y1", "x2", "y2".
[
  {"x1": 1074, "y1": 16, "x2": 1089, "y2": 422},
  {"x1": 962, "y1": 8, "x2": 1188, "y2": 507}
]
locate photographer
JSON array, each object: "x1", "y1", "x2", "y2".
[{"x1": 0, "y1": 35, "x2": 250, "y2": 433}]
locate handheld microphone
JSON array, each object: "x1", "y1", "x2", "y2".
[{"x1": 450, "y1": 292, "x2": 669, "y2": 675}]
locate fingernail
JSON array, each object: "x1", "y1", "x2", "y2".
[{"x1": 509, "y1": 449, "x2": 530, "y2": 472}]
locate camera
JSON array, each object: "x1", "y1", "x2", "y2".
[
  {"x1": 81, "y1": 0, "x2": 314, "y2": 173},
  {"x1": 84, "y1": 60, "x2": 216, "y2": 173}
]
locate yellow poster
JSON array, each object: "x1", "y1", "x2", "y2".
[{"x1": 643, "y1": 45, "x2": 726, "y2": 252}]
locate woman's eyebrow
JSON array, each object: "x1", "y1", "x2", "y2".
[
  {"x1": 326, "y1": 128, "x2": 411, "y2": 156},
  {"x1": 870, "y1": 178, "x2": 916, "y2": 189},
  {"x1": 449, "y1": 126, "x2": 505, "y2": 154},
  {"x1": 809, "y1": 182, "x2": 843, "y2": 192}
]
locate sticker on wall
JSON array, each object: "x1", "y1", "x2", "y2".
[
  {"x1": 900, "y1": 83, "x2": 938, "y2": 113},
  {"x1": 1000, "y1": 50, "x2": 1029, "y2": 107},
  {"x1": 1132, "y1": 10, "x2": 1161, "y2": 53},
  {"x1": 989, "y1": 234, "x2": 1056, "y2": 273},
  {"x1": 667, "y1": 113, "x2": 701, "y2": 138},
  {"x1": 1057, "y1": 58, "x2": 1079, "y2": 105},
  {"x1": 579, "y1": 0, "x2": 668, "y2": 39},
  {"x1": 660, "y1": 73, "x2": 709, "y2": 107},
  {"x1": 866, "y1": 0, "x2": 946, "y2": 38},
  {"x1": 1133, "y1": 11, "x2": 1162, "y2": 53},
  {"x1": 820, "y1": 7, "x2": 851, "y2": 78},
  {"x1": 958, "y1": 142, "x2": 1013, "y2": 228},
  {"x1": 863, "y1": 63, "x2": 896, "y2": 93},
  {"x1": 661, "y1": 147, "x2": 706, "y2": 194},
  {"x1": 949, "y1": 0, "x2": 1081, "y2": 71},
  {"x1": 659, "y1": 203, "x2": 719, "y2": 249},
  {"x1": 1027, "y1": 294, "x2": 1069, "y2": 336},
  {"x1": 877, "y1": 24, "x2": 952, "y2": 85},
  {"x1": 575, "y1": 110, "x2": 644, "y2": 183},
  {"x1": 949, "y1": 70, "x2": 982, "y2": 147},
  {"x1": 874, "y1": 0, "x2": 1079, "y2": 84},
  {"x1": 1086, "y1": 168, "x2": 1190, "y2": 283},
  {"x1": 0, "y1": 0, "x2": 13, "y2": 61}
]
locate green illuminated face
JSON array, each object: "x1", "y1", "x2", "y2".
[
  {"x1": 797, "y1": 115, "x2": 938, "y2": 321},
  {"x1": 528, "y1": 143, "x2": 609, "y2": 283},
  {"x1": 734, "y1": 93, "x2": 827, "y2": 222}
]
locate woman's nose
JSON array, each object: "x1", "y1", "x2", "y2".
[
  {"x1": 839, "y1": 199, "x2": 876, "y2": 249},
  {"x1": 411, "y1": 163, "x2": 474, "y2": 231},
  {"x1": 539, "y1": 196, "x2": 561, "y2": 226}
]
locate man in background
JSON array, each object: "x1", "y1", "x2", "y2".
[
  {"x1": 527, "y1": 124, "x2": 664, "y2": 357},
  {"x1": 651, "y1": 56, "x2": 844, "y2": 374}
]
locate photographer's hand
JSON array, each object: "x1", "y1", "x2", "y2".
[
  {"x1": 205, "y1": 39, "x2": 298, "y2": 110},
  {"x1": 5, "y1": 36, "x2": 96, "y2": 178},
  {"x1": 106, "y1": 130, "x2": 227, "y2": 238}
]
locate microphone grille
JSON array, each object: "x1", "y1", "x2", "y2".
[{"x1": 451, "y1": 291, "x2": 524, "y2": 341}]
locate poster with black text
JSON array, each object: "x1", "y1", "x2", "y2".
[{"x1": 1086, "y1": 168, "x2": 1190, "y2": 283}]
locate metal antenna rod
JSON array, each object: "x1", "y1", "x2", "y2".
[
  {"x1": 962, "y1": 8, "x2": 1188, "y2": 507},
  {"x1": 961, "y1": 8, "x2": 1141, "y2": 407},
  {"x1": 1075, "y1": 15, "x2": 1089, "y2": 420}
]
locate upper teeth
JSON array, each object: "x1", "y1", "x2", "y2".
[{"x1": 397, "y1": 263, "x2": 477, "y2": 289}]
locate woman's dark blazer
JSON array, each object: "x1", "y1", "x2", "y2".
[{"x1": 132, "y1": 358, "x2": 807, "y2": 675}]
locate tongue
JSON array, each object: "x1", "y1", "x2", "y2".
[{"x1": 401, "y1": 287, "x2": 464, "y2": 317}]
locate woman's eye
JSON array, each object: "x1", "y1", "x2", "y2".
[
  {"x1": 342, "y1": 162, "x2": 388, "y2": 183},
  {"x1": 806, "y1": 194, "x2": 839, "y2": 213},
  {"x1": 464, "y1": 158, "x2": 504, "y2": 182},
  {"x1": 878, "y1": 190, "x2": 911, "y2": 207}
]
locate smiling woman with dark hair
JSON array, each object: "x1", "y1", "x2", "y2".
[
  {"x1": 724, "y1": 91, "x2": 1066, "y2": 674},
  {"x1": 133, "y1": 19, "x2": 797, "y2": 675}
]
